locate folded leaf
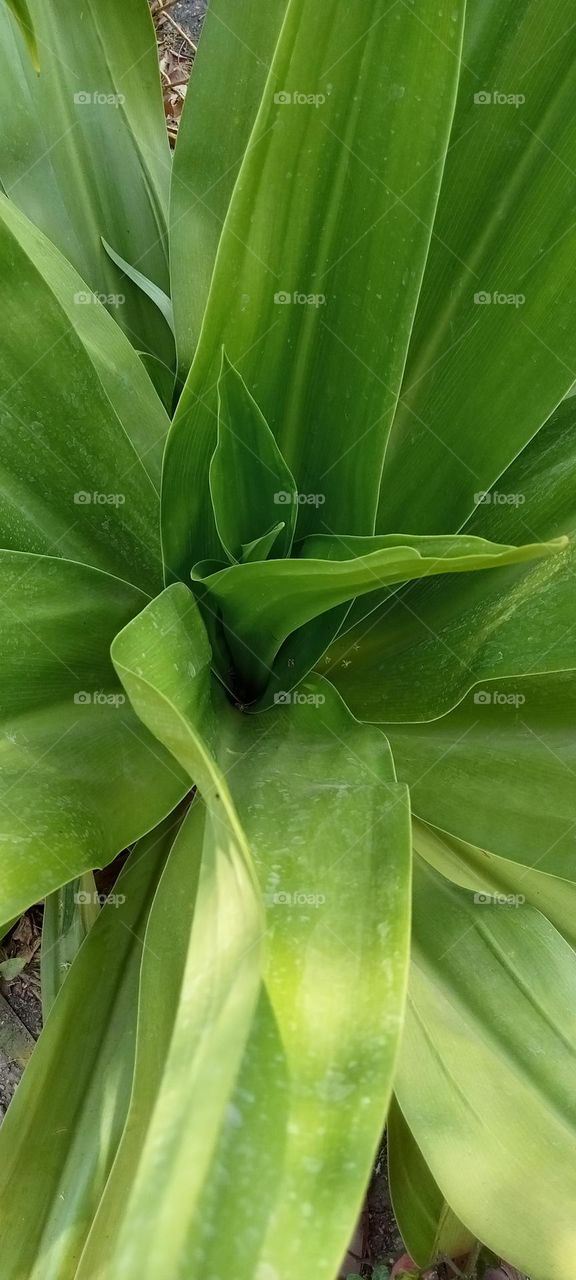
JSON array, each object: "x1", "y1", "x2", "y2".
[
  {"x1": 104, "y1": 798, "x2": 263, "y2": 1280},
  {"x1": 170, "y1": 0, "x2": 289, "y2": 371},
  {"x1": 413, "y1": 818, "x2": 576, "y2": 952},
  {"x1": 395, "y1": 858, "x2": 576, "y2": 1280},
  {"x1": 327, "y1": 540, "x2": 574, "y2": 722},
  {"x1": 0, "y1": 212, "x2": 166, "y2": 591},
  {"x1": 76, "y1": 798, "x2": 263, "y2": 1278},
  {"x1": 241, "y1": 522, "x2": 286, "y2": 563},
  {"x1": 210, "y1": 353, "x2": 297, "y2": 561},
  {"x1": 102, "y1": 237, "x2": 175, "y2": 334},
  {"x1": 0, "y1": 0, "x2": 172, "y2": 362},
  {"x1": 111, "y1": 588, "x2": 266, "y2": 1250},
  {"x1": 162, "y1": 0, "x2": 465, "y2": 576},
  {"x1": 41, "y1": 872, "x2": 99, "y2": 1019},
  {"x1": 328, "y1": 402, "x2": 576, "y2": 721},
  {"x1": 0, "y1": 816, "x2": 181, "y2": 1278},
  {"x1": 111, "y1": 584, "x2": 411, "y2": 1280},
  {"x1": 379, "y1": 0, "x2": 576, "y2": 534},
  {"x1": 386, "y1": 673, "x2": 576, "y2": 876},
  {"x1": 219, "y1": 678, "x2": 411, "y2": 1280},
  {"x1": 4, "y1": 0, "x2": 37, "y2": 68},
  {"x1": 0, "y1": 195, "x2": 170, "y2": 490},
  {"x1": 194, "y1": 532, "x2": 566, "y2": 698},
  {"x1": 388, "y1": 1095, "x2": 475, "y2": 1268},
  {"x1": 0, "y1": 552, "x2": 187, "y2": 926}
]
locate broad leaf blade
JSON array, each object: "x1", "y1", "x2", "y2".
[
  {"x1": 170, "y1": 0, "x2": 289, "y2": 372},
  {"x1": 385, "y1": 672, "x2": 576, "y2": 877},
  {"x1": 413, "y1": 817, "x2": 576, "y2": 952},
  {"x1": 0, "y1": 195, "x2": 170, "y2": 489},
  {"x1": 0, "y1": 552, "x2": 187, "y2": 926},
  {"x1": 387, "y1": 674, "x2": 576, "y2": 876},
  {"x1": 219, "y1": 678, "x2": 412, "y2": 1280},
  {"x1": 379, "y1": 0, "x2": 576, "y2": 534},
  {"x1": 396, "y1": 858, "x2": 576, "y2": 1280},
  {"x1": 0, "y1": 209, "x2": 164, "y2": 589},
  {"x1": 162, "y1": 0, "x2": 465, "y2": 575}
]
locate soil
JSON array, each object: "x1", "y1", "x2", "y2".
[
  {"x1": 0, "y1": 916, "x2": 42, "y2": 1116},
  {"x1": 171, "y1": 0, "x2": 206, "y2": 43}
]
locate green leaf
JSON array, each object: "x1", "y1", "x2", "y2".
[
  {"x1": 102, "y1": 237, "x2": 175, "y2": 334},
  {"x1": 170, "y1": 0, "x2": 289, "y2": 372},
  {"x1": 0, "y1": 815, "x2": 181, "y2": 1278},
  {"x1": 388, "y1": 1094, "x2": 475, "y2": 1268},
  {"x1": 0, "y1": 0, "x2": 172, "y2": 362},
  {"x1": 4, "y1": 0, "x2": 38, "y2": 69},
  {"x1": 326, "y1": 537, "x2": 575, "y2": 723},
  {"x1": 241, "y1": 522, "x2": 286, "y2": 563},
  {"x1": 395, "y1": 858, "x2": 576, "y2": 1279},
  {"x1": 209, "y1": 352, "x2": 297, "y2": 562},
  {"x1": 76, "y1": 797, "x2": 261, "y2": 1277},
  {"x1": 379, "y1": 0, "x2": 576, "y2": 535},
  {"x1": 0, "y1": 194, "x2": 170, "y2": 490},
  {"x1": 93, "y1": 791, "x2": 263, "y2": 1279},
  {"x1": 193, "y1": 532, "x2": 566, "y2": 699},
  {"x1": 0, "y1": 552, "x2": 187, "y2": 926},
  {"x1": 41, "y1": 872, "x2": 99, "y2": 1019},
  {"x1": 162, "y1": 0, "x2": 465, "y2": 576},
  {"x1": 109, "y1": 584, "x2": 411, "y2": 1280},
  {"x1": 465, "y1": 394, "x2": 576, "y2": 546},
  {"x1": 138, "y1": 352, "x2": 176, "y2": 412},
  {"x1": 215, "y1": 679, "x2": 411, "y2": 1280},
  {"x1": 327, "y1": 396, "x2": 576, "y2": 721},
  {"x1": 413, "y1": 818, "x2": 576, "y2": 953},
  {"x1": 0, "y1": 206, "x2": 165, "y2": 590},
  {"x1": 385, "y1": 672, "x2": 576, "y2": 876}
]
